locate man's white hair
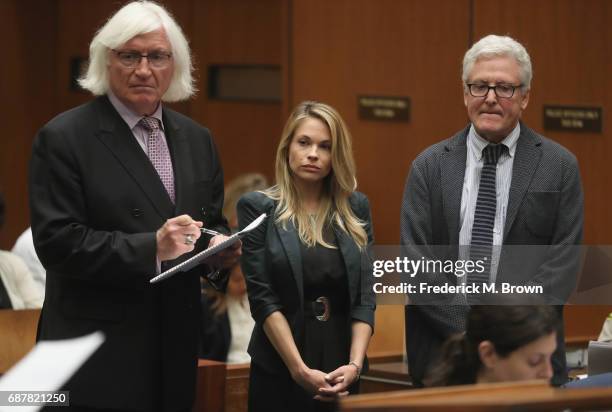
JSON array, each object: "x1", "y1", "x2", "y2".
[
  {"x1": 462, "y1": 34, "x2": 532, "y2": 91},
  {"x1": 78, "y1": 1, "x2": 195, "y2": 101}
]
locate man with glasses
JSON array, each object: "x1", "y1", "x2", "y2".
[
  {"x1": 30, "y1": 2, "x2": 239, "y2": 411},
  {"x1": 400, "y1": 35, "x2": 583, "y2": 388}
]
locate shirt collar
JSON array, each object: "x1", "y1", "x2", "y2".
[
  {"x1": 468, "y1": 122, "x2": 520, "y2": 161},
  {"x1": 107, "y1": 91, "x2": 165, "y2": 131}
]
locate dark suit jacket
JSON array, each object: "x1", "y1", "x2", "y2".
[
  {"x1": 29, "y1": 96, "x2": 227, "y2": 411},
  {"x1": 236, "y1": 191, "x2": 376, "y2": 376},
  {"x1": 400, "y1": 123, "x2": 583, "y2": 386}
]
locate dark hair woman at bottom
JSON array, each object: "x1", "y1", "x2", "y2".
[{"x1": 427, "y1": 305, "x2": 558, "y2": 387}]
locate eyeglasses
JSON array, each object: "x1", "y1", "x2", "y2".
[
  {"x1": 466, "y1": 83, "x2": 523, "y2": 98},
  {"x1": 111, "y1": 49, "x2": 173, "y2": 69}
]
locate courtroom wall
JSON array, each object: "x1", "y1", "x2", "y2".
[{"x1": 1, "y1": 0, "x2": 610, "y2": 352}]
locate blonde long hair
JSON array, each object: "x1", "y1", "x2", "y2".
[{"x1": 265, "y1": 101, "x2": 367, "y2": 249}]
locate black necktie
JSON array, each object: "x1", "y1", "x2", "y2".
[{"x1": 469, "y1": 144, "x2": 507, "y2": 287}]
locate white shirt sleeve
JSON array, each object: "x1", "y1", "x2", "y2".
[{"x1": 0, "y1": 250, "x2": 44, "y2": 309}]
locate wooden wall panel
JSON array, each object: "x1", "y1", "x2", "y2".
[
  {"x1": 367, "y1": 305, "x2": 404, "y2": 355},
  {"x1": 199, "y1": 0, "x2": 282, "y2": 65},
  {"x1": 0, "y1": 309, "x2": 40, "y2": 373},
  {"x1": 564, "y1": 305, "x2": 612, "y2": 345},
  {"x1": 190, "y1": 0, "x2": 284, "y2": 185},
  {"x1": 290, "y1": 0, "x2": 471, "y2": 243},
  {"x1": 0, "y1": 0, "x2": 57, "y2": 249}
]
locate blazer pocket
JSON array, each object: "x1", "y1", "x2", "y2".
[
  {"x1": 61, "y1": 298, "x2": 125, "y2": 323},
  {"x1": 525, "y1": 191, "x2": 560, "y2": 238}
]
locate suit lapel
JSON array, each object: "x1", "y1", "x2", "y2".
[
  {"x1": 504, "y1": 125, "x2": 542, "y2": 239},
  {"x1": 440, "y1": 129, "x2": 468, "y2": 245},
  {"x1": 94, "y1": 97, "x2": 175, "y2": 218},
  {"x1": 163, "y1": 111, "x2": 193, "y2": 215},
  {"x1": 276, "y1": 219, "x2": 361, "y2": 309},
  {"x1": 276, "y1": 221, "x2": 304, "y2": 308},
  {"x1": 334, "y1": 225, "x2": 360, "y2": 305}
]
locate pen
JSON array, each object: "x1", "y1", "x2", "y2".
[{"x1": 200, "y1": 227, "x2": 222, "y2": 236}]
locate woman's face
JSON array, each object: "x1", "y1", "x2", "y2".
[
  {"x1": 288, "y1": 117, "x2": 332, "y2": 188},
  {"x1": 479, "y1": 332, "x2": 557, "y2": 383}
]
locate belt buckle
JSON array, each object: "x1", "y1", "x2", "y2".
[{"x1": 315, "y1": 296, "x2": 330, "y2": 322}]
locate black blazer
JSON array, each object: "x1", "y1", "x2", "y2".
[
  {"x1": 237, "y1": 191, "x2": 375, "y2": 375},
  {"x1": 29, "y1": 96, "x2": 227, "y2": 411}
]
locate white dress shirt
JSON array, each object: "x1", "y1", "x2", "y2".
[{"x1": 459, "y1": 123, "x2": 520, "y2": 283}]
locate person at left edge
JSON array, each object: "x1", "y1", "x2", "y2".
[{"x1": 29, "y1": 2, "x2": 240, "y2": 411}]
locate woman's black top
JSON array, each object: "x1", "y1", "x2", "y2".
[{"x1": 299, "y1": 225, "x2": 351, "y2": 376}]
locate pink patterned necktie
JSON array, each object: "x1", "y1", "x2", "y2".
[{"x1": 139, "y1": 117, "x2": 175, "y2": 203}]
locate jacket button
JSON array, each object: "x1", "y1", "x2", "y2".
[
  {"x1": 131, "y1": 208, "x2": 143, "y2": 217},
  {"x1": 200, "y1": 208, "x2": 207, "y2": 217}
]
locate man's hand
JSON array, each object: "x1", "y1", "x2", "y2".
[
  {"x1": 156, "y1": 215, "x2": 203, "y2": 262},
  {"x1": 205, "y1": 234, "x2": 242, "y2": 269}
]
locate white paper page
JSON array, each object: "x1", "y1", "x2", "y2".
[
  {"x1": 0, "y1": 331, "x2": 104, "y2": 411},
  {"x1": 150, "y1": 212, "x2": 267, "y2": 284}
]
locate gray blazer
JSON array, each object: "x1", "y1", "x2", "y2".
[{"x1": 400, "y1": 122, "x2": 584, "y2": 385}]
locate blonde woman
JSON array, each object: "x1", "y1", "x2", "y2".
[{"x1": 237, "y1": 101, "x2": 375, "y2": 411}]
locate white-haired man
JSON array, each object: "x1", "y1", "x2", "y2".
[
  {"x1": 30, "y1": 2, "x2": 239, "y2": 411},
  {"x1": 401, "y1": 35, "x2": 583, "y2": 387}
]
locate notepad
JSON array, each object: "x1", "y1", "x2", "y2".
[{"x1": 150, "y1": 213, "x2": 266, "y2": 284}]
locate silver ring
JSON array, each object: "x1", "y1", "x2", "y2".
[{"x1": 184, "y1": 234, "x2": 194, "y2": 245}]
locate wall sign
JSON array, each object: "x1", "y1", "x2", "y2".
[
  {"x1": 358, "y1": 96, "x2": 410, "y2": 122},
  {"x1": 543, "y1": 105, "x2": 602, "y2": 133}
]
